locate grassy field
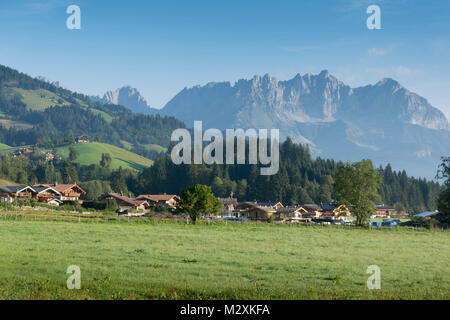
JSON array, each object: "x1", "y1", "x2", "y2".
[
  {"x1": 0, "y1": 217, "x2": 448, "y2": 300},
  {"x1": 54, "y1": 142, "x2": 153, "y2": 170},
  {"x1": 0, "y1": 119, "x2": 33, "y2": 130},
  {"x1": 3, "y1": 87, "x2": 112, "y2": 123},
  {"x1": 7, "y1": 88, "x2": 71, "y2": 111},
  {"x1": 0, "y1": 178, "x2": 19, "y2": 185},
  {"x1": 0, "y1": 143, "x2": 11, "y2": 151}
]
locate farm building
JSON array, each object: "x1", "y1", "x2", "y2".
[
  {"x1": 218, "y1": 196, "x2": 238, "y2": 217},
  {"x1": 375, "y1": 205, "x2": 398, "y2": 217},
  {"x1": 34, "y1": 184, "x2": 86, "y2": 203},
  {"x1": 414, "y1": 211, "x2": 440, "y2": 220},
  {"x1": 136, "y1": 194, "x2": 179, "y2": 208},
  {"x1": 0, "y1": 186, "x2": 36, "y2": 202},
  {"x1": 320, "y1": 203, "x2": 351, "y2": 219},
  {"x1": 33, "y1": 186, "x2": 61, "y2": 203},
  {"x1": 235, "y1": 202, "x2": 277, "y2": 221},
  {"x1": 76, "y1": 135, "x2": 90, "y2": 143},
  {"x1": 99, "y1": 193, "x2": 149, "y2": 212}
]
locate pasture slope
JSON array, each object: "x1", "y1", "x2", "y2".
[
  {"x1": 54, "y1": 142, "x2": 153, "y2": 170},
  {"x1": 0, "y1": 219, "x2": 448, "y2": 300}
]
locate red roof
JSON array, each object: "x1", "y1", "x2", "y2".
[{"x1": 136, "y1": 194, "x2": 179, "y2": 202}]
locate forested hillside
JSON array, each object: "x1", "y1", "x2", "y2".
[
  {"x1": 134, "y1": 139, "x2": 441, "y2": 213},
  {"x1": 0, "y1": 65, "x2": 184, "y2": 159}
]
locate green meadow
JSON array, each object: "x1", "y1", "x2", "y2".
[
  {"x1": 53, "y1": 142, "x2": 153, "y2": 170},
  {"x1": 0, "y1": 218, "x2": 448, "y2": 300}
]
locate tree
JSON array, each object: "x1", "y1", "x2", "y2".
[
  {"x1": 437, "y1": 157, "x2": 450, "y2": 223},
  {"x1": 64, "y1": 130, "x2": 75, "y2": 144},
  {"x1": 69, "y1": 146, "x2": 79, "y2": 161},
  {"x1": 100, "y1": 153, "x2": 112, "y2": 170},
  {"x1": 334, "y1": 160, "x2": 381, "y2": 226},
  {"x1": 178, "y1": 184, "x2": 221, "y2": 224}
]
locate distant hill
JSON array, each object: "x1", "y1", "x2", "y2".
[
  {"x1": 159, "y1": 71, "x2": 450, "y2": 178},
  {"x1": 53, "y1": 142, "x2": 153, "y2": 171},
  {"x1": 0, "y1": 143, "x2": 11, "y2": 151},
  {"x1": 0, "y1": 178, "x2": 19, "y2": 186},
  {"x1": 0, "y1": 64, "x2": 185, "y2": 161}
]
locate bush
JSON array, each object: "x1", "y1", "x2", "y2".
[
  {"x1": 105, "y1": 199, "x2": 118, "y2": 211},
  {"x1": 82, "y1": 201, "x2": 107, "y2": 211}
]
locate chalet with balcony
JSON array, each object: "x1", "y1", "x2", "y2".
[
  {"x1": 375, "y1": 205, "x2": 397, "y2": 217},
  {"x1": 0, "y1": 186, "x2": 36, "y2": 202},
  {"x1": 320, "y1": 203, "x2": 351, "y2": 219},
  {"x1": 34, "y1": 184, "x2": 86, "y2": 203},
  {"x1": 33, "y1": 186, "x2": 61, "y2": 203}
]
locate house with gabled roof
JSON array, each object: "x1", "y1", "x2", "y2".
[
  {"x1": 235, "y1": 202, "x2": 277, "y2": 221},
  {"x1": 136, "y1": 194, "x2": 179, "y2": 208},
  {"x1": 375, "y1": 205, "x2": 397, "y2": 217},
  {"x1": 33, "y1": 186, "x2": 61, "y2": 203},
  {"x1": 218, "y1": 196, "x2": 239, "y2": 217},
  {"x1": 34, "y1": 184, "x2": 86, "y2": 203},
  {"x1": 99, "y1": 193, "x2": 149, "y2": 212},
  {"x1": 320, "y1": 203, "x2": 351, "y2": 219},
  {"x1": 0, "y1": 185, "x2": 36, "y2": 202}
]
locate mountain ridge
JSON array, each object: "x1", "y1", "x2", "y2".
[{"x1": 157, "y1": 71, "x2": 449, "y2": 178}]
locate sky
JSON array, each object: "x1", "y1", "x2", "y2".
[{"x1": 0, "y1": 0, "x2": 450, "y2": 118}]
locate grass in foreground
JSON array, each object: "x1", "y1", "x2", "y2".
[{"x1": 0, "y1": 219, "x2": 448, "y2": 300}]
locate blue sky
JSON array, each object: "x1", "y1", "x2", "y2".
[{"x1": 1, "y1": 0, "x2": 450, "y2": 118}]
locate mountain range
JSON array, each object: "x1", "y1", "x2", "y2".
[{"x1": 154, "y1": 70, "x2": 449, "y2": 178}]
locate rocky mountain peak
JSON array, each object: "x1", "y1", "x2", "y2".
[{"x1": 93, "y1": 86, "x2": 153, "y2": 115}]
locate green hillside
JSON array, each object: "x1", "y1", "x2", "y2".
[
  {"x1": 3, "y1": 87, "x2": 112, "y2": 122},
  {"x1": 54, "y1": 142, "x2": 153, "y2": 170},
  {"x1": 0, "y1": 143, "x2": 11, "y2": 151},
  {"x1": 5, "y1": 87, "x2": 71, "y2": 111},
  {"x1": 0, "y1": 178, "x2": 19, "y2": 186}
]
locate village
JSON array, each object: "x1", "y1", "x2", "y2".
[{"x1": 0, "y1": 183, "x2": 441, "y2": 226}]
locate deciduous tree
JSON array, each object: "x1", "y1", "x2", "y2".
[
  {"x1": 334, "y1": 160, "x2": 381, "y2": 226},
  {"x1": 178, "y1": 184, "x2": 221, "y2": 224}
]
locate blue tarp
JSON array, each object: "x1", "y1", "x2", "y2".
[{"x1": 371, "y1": 222, "x2": 381, "y2": 227}]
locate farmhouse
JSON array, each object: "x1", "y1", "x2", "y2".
[
  {"x1": 76, "y1": 135, "x2": 90, "y2": 143},
  {"x1": 235, "y1": 202, "x2": 277, "y2": 221},
  {"x1": 99, "y1": 193, "x2": 149, "y2": 211},
  {"x1": 276, "y1": 206, "x2": 310, "y2": 223},
  {"x1": 0, "y1": 186, "x2": 36, "y2": 202},
  {"x1": 218, "y1": 196, "x2": 238, "y2": 217},
  {"x1": 320, "y1": 203, "x2": 351, "y2": 219},
  {"x1": 375, "y1": 205, "x2": 397, "y2": 217},
  {"x1": 45, "y1": 152, "x2": 55, "y2": 161},
  {"x1": 136, "y1": 194, "x2": 179, "y2": 208},
  {"x1": 297, "y1": 204, "x2": 322, "y2": 219},
  {"x1": 33, "y1": 186, "x2": 61, "y2": 203},
  {"x1": 34, "y1": 184, "x2": 86, "y2": 203}
]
